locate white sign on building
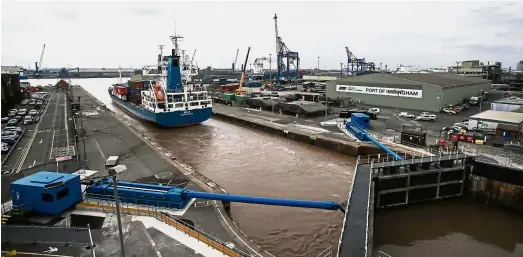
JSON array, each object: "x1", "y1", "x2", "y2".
[{"x1": 336, "y1": 85, "x2": 423, "y2": 99}]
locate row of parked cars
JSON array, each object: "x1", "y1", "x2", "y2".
[
  {"x1": 442, "y1": 103, "x2": 470, "y2": 115},
  {"x1": 1, "y1": 126, "x2": 24, "y2": 153},
  {"x1": 398, "y1": 112, "x2": 437, "y2": 122},
  {"x1": 1, "y1": 94, "x2": 48, "y2": 154}
]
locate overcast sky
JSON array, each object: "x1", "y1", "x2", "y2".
[{"x1": 2, "y1": 0, "x2": 522, "y2": 70}]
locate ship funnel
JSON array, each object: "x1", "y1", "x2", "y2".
[{"x1": 167, "y1": 55, "x2": 183, "y2": 91}]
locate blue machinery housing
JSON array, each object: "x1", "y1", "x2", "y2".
[
  {"x1": 86, "y1": 178, "x2": 345, "y2": 212},
  {"x1": 345, "y1": 113, "x2": 403, "y2": 161}
]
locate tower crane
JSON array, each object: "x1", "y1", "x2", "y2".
[
  {"x1": 34, "y1": 44, "x2": 46, "y2": 77},
  {"x1": 232, "y1": 49, "x2": 239, "y2": 71},
  {"x1": 235, "y1": 47, "x2": 251, "y2": 96}
]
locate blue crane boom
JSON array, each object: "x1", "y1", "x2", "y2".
[
  {"x1": 184, "y1": 190, "x2": 343, "y2": 211},
  {"x1": 85, "y1": 178, "x2": 345, "y2": 213}
]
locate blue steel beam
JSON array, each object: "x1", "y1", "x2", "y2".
[
  {"x1": 184, "y1": 190, "x2": 344, "y2": 212},
  {"x1": 364, "y1": 135, "x2": 403, "y2": 160},
  {"x1": 345, "y1": 122, "x2": 404, "y2": 160}
]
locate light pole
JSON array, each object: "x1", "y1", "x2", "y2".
[
  {"x1": 317, "y1": 56, "x2": 320, "y2": 82},
  {"x1": 340, "y1": 63, "x2": 343, "y2": 78},
  {"x1": 108, "y1": 164, "x2": 128, "y2": 257}
]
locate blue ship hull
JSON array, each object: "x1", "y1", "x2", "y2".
[{"x1": 109, "y1": 94, "x2": 212, "y2": 127}]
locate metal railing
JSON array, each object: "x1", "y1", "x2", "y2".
[
  {"x1": 79, "y1": 195, "x2": 251, "y2": 257},
  {"x1": 356, "y1": 144, "x2": 476, "y2": 165},
  {"x1": 1, "y1": 225, "x2": 92, "y2": 246}
]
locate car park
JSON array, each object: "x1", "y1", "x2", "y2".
[
  {"x1": 415, "y1": 114, "x2": 436, "y2": 121},
  {"x1": 29, "y1": 109, "x2": 38, "y2": 116},
  {"x1": 399, "y1": 112, "x2": 415, "y2": 118}
]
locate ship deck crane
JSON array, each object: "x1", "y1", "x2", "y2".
[
  {"x1": 236, "y1": 47, "x2": 251, "y2": 96},
  {"x1": 274, "y1": 14, "x2": 300, "y2": 83},
  {"x1": 232, "y1": 48, "x2": 239, "y2": 71}
]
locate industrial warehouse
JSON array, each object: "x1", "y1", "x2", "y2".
[{"x1": 326, "y1": 73, "x2": 491, "y2": 112}]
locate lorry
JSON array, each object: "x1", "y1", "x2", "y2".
[
  {"x1": 469, "y1": 96, "x2": 483, "y2": 106},
  {"x1": 467, "y1": 119, "x2": 497, "y2": 132}
]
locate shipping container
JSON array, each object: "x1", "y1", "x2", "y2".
[{"x1": 223, "y1": 93, "x2": 235, "y2": 102}]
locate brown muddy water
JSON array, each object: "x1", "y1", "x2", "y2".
[{"x1": 31, "y1": 79, "x2": 522, "y2": 257}]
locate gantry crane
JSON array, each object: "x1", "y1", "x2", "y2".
[
  {"x1": 232, "y1": 49, "x2": 239, "y2": 71},
  {"x1": 34, "y1": 44, "x2": 46, "y2": 77},
  {"x1": 345, "y1": 46, "x2": 375, "y2": 75},
  {"x1": 274, "y1": 14, "x2": 300, "y2": 83},
  {"x1": 235, "y1": 47, "x2": 251, "y2": 96},
  {"x1": 253, "y1": 57, "x2": 269, "y2": 74}
]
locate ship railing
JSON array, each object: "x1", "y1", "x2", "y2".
[
  {"x1": 81, "y1": 194, "x2": 251, "y2": 257},
  {"x1": 378, "y1": 251, "x2": 393, "y2": 257}
]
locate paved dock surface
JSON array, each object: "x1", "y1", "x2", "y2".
[
  {"x1": 338, "y1": 164, "x2": 372, "y2": 257},
  {"x1": 2, "y1": 88, "x2": 79, "y2": 203}
]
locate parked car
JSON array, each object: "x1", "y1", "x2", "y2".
[
  {"x1": 1, "y1": 142, "x2": 10, "y2": 153},
  {"x1": 398, "y1": 112, "x2": 415, "y2": 118},
  {"x1": 442, "y1": 108, "x2": 457, "y2": 114},
  {"x1": 7, "y1": 119, "x2": 19, "y2": 126},
  {"x1": 442, "y1": 126, "x2": 461, "y2": 134},
  {"x1": 367, "y1": 108, "x2": 381, "y2": 115},
  {"x1": 1, "y1": 136, "x2": 17, "y2": 145},
  {"x1": 1, "y1": 131, "x2": 19, "y2": 139},
  {"x1": 415, "y1": 114, "x2": 437, "y2": 121},
  {"x1": 17, "y1": 109, "x2": 27, "y2": 116},
  {"x1": 28, "y1": 99, "x2": 36, "y2": 105},
  {"x1": 8, "y1": 110, "x2": 17, "y2": 117},
  {"x1": 29, "y1": 109, "x2": 38, "y2": 116},
  {"x1": 36, "y1": 100, "x2": 44, "y2": 105},
  {"x1": 1, "y1": 117, "x2": 10, "y2": 124},
  {"x1": 23, "y1": 116, "x2": 33, "y2": 125},
  {"x1": 21, "y1": 99, "x2": 29, "y2": 105},
  {"x1": 3, "y1": 126, "x2": 22, "y2": 133}
]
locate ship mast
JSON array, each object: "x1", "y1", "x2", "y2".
[{"x1": 169, "y1": 34, "x2": 183, "y2": 57}]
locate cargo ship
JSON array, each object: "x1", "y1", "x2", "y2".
[{"x1": 108, "y1": 35, "x2": 212, "y2": 127}]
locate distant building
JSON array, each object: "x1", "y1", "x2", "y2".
[
  {"x1": 55, "y1": 79, "x2": 70, "y2": 90},
  {"x1": 517, "y1": 60, "x2": 523, "y2": 72}
]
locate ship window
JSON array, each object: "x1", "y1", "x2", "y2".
[
  {"x1": 169, "y1": 104, "x2": 174, "y2": 108},
  {"x1": 190, "y1": 102, "x2": 200, "y2": 107},
  {"x1": 57, "y1": 188, "x2": 69, "y2": 200},
  {"x1": 175, "y1": 103, "x2": 184, "y2": 108},
  {"x1": 42, "y1": 193, "x2": 54, "y2": 202}
]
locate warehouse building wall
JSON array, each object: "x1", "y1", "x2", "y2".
[
  {"x1": 440, "y1": 82, "x2": 491, "y2": 107},
  {"x1": 327, "y1": 79, "x2": 443, "y2": 112}
]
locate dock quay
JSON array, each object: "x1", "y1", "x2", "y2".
[{"x1": 1, "y1": 85, "x2": 273, "y2": 257}]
